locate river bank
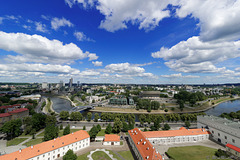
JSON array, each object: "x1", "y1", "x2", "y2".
[{"x1": 90, "y1": 96, "x2": 240, "y2": 114}]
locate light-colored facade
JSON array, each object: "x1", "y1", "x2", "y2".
[
  {"x1": 143, "y1": 127, "x2": 210, "y2": 145},
  {"x1": 103, "y1": 134, "x2": 120, "y2": 146},
  {"x1": 0, "y1": 130, "x2": 90, "y2": 160},
  {"x1": 197, "y1": 115, "x2": 240, "y2": 148}
]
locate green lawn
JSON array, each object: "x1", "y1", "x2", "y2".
[
  {"x1": 92, "y1": 151, "x2": 112, "y2": 160},
  {"x1": 96, "y1": 129, "x2": 106, "y2": 136},
  {"x1": 167, "y1": 146, "x2": 231, "y2": 160},
  {"x1": 58, "y1": 129, "x2": 80, "y2": 137},
  {"x1": 23, "y1": 138, "x2": 43, "y2": 147},
  {"x1": 77, "y1": 150, "x2": 122, "y2": 160},
  {"x1": 117, "y1": 151, "x2": 134, "y2": 160},
  {"x1": 7, "y1": 138, "x2": 28, "y2": 146},
  {"x1": 77, "y1": 152, "x2": 90, "y2": 160},
  {"x1": 37, "y1": 129, "x2": 80, "y2": 137}
]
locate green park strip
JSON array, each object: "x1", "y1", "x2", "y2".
[
  {"x1": 23, "y1": 138, "x2": 43, "y2": 147},
  {"x1": 92, "y1": 151, "x2": 113, "y2": 160},
  {"x1": 37, "y1": 129, "x2": 80, "y2": 137},
  {"x1": 77, "y1": 150, "x2": 120, "y2": 160},
  {"x1": 96, "y1": 129, "x2": 106, "y2": 136},
  {"x1": 7, "y1": 138, "x2": 28, "y2": 146},
  {"x1": 167, "y1": 146, "x2": 231, "y2": 160},
  {"x1": 117, "y1": 151, "x2": 134, "y2": 160}
]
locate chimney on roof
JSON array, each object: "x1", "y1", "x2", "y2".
[
  {"x1": 146, "y1": 156, "x2": 149, "y2": 159},
  {"x1": 140, "y1": 139, "x2": 142, "y2": 142},
  {"x1": 31, "y1": 145, "x2": 33, "y2": 149},
  {"x1": 19, "y1": 149, "x2": 21, "y2": 153},
  {"x1": 54, "y1": 138, "x2": 56, "y2": 141},
  {"x1": 153, "y1": 147, "x2": 154, "y2": 149},
  {"x1": 147, "y1": 147, "x2": 149, "y2": 150},
  {"x1": 72, "y1": 132, "x2": 73, "y2": 134},
  {"x1": 143, "y1": 141, "x2": 146, "y2": 145}
]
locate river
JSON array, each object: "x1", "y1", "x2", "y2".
[
  {"x1": 205, "y1": 99, "x2": 240, "y2": 116},
  {"x1": 50, "y1": 96, "x2": 240, "y2": 118}
]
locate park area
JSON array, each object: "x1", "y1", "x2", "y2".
[
  {"x1": 77, "y1": 149, "x2": 134, "y2": 160},
  {"x1": 166, "y1": 146, "x2": 231, "y2": 160}
]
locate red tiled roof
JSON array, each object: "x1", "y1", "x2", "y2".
[
  {"x1": 143, "y1": 127, "x2": 210, "y2": 138},
  {"x1": 9, "y1": 108, "x2": 28, "y2": 114},
  {"x1": 0, "y1": 106, "x2": 14, "y2": 109},
  {"x1": 0, "y1": 130, "x2": 90, "y2": 160},
  {"x1": 226, "y1": 143, "x2": 240, "y2": 152},
  {"x1": 0, "y1": 113, "x2": 12, "y2": 118},
  {"x1": 128, "y1": 128, "x2": 162, "y2": 160},
  {"x1": 104, "y1": 134, "x2": 120, "y2": 142}
]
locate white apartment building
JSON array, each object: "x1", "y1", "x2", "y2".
[{"x1": 0, "y1": 130, "x2": 90, "y2": 160}]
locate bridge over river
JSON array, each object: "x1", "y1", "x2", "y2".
[{"x1": 70, "y1": 106, "x2": 94, "y2": 113}]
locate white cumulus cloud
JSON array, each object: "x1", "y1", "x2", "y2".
[
  {"x1": 92, "y1": 61, "x2": 103, "y2": 66},
  {"x1": 0, "y1": 31, "x2": 95, "y2": 64},
  {"x1": 51, "y1": 17, "x2": 74, "y2": 30},
  {"x1": 74, "y1": 31, "x2": 95, "y2": 42}
]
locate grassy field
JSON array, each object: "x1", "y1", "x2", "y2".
[
  {"x1": 7, "y1": 138, "x2": 28, "y2": 146},
  {"x1": 167, "y1": 146, "x2": 231, "y2": 160},
  {"x1": 117, "y1": 151, "x2": 134, "y2": 160},
  {"x1": 23, "y1": 138, "x2": 43, "y2": 147},
  {"x1": 96, "y1": 129, "x2": 106, "y2": 136},
  {"x1": 77, "y1": 150, "x2": 122, "y2": 160},
  {"x1": 37, "y1": 129, "x2": 80, "y2": 137}
]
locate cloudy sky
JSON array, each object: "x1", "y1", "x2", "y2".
[{"x1": 0, "y1": 0, "x2": 240, "y2": 84}]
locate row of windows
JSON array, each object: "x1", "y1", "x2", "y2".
[
  {"x1": 212, "y1": 130, "x2": 236, "y2": 143},
  {"x1": 31, "y1": 140, "x2": 89, "y2": 160}
]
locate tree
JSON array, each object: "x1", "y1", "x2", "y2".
[
  {"x1": 139, "y1": 114, "x2": 146, "y2": 126},
  {"x1": 60, "y1": 111, "x2": 69, "y2": 120},
  {"x1": 43, "y1": 125, "x2": 58, "y2": 141},
  {"x1": 81, "y1": 95, "x2": 86, "y2": 101},
  {"x1": 122, "y1": 122, "x2": 129, "y2": 132},
  {"x1": 96, "y1": 124, "x2": 101, "y2": 132},
  {"x1": 60, "y1": 124, "x2": 63, "y2": 130},
  {"x1": 94, "y1": 113, "x2": 100, "y2": 122},
  {"x1": 92, "y1": 99, "x2": 95, "y2": 103},
  {"x1": 113, "y1": 118, "x2": 123, "y2": 133},
  {"x1": 63, "y1": 149, "x2": 77, "y2": 160},
  {"x1": 87, "y1": 112, "x2": 92, "y2": 122},
  {"x1": 70, "y1": 112, "x2": 82, "y2": 121},
  {"x1": 63, "y1": 124, "x2": 70, "y2": 135},
  {"x1": 162, "y1": 124, "x2": 170, "y2": 130},
  {"x1": 0, "y1": 119, "x2": 22, "y2": 139},
  {"x1": 31, "y1": 113, "x2": 46, "y2": 131},
  {"x1": 89, "y1": 125, "x2": 98, "y2": 140},
  {"x1": 83, "y1": 125, "x2": 86, "y2": 130},
  {"x1": 185, "y1": 121, "x2": 191, "y2": 129},
  {"x1": 147, "y1": 106, "x2": 151, "y2": 112},
  {"x1": 105, "y1": 124, "x2": 112, "y2": 134},
  {"x1": 45, "y1": 115, "x2": 57, "y2": 125}
]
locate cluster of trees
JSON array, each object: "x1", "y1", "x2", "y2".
[
  {"x1": 63, "y1": 149, "x2": 77, "y2": 160},
  {"x1": 138, "y1": 112, "x2": 206, "y2": 126},
  {"x1": 220, "y1": 110, "x2": 240, "y2": 120},
  {"x1": 135, "y1": 99, "x2": 160, "y2": 111},
  {"x1": 59, "y1": 111, "x2": 83, "y2": 121},
  {"x1": 89, "y1": 124, "x2": 101, "y2": 140},
  {"x1": 0, "y1": 119, "x2": 22, "y2": 139},
  {"x1": 174, "y1": 91, "x2": 207, "y2": 108}
]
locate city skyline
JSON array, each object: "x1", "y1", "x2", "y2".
[{"x1": 0, "y1": 0, "x2": 240, "y2": 84}]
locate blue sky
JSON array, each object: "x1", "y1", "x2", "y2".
[{"x1": 0, "y1": 0, "x2": 240, "y2": 84}]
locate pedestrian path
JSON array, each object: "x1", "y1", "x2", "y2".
[{"x1": 87, "y1": 149, "x2": 117, "y2": 160}]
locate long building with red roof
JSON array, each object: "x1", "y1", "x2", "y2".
[
  {"x1": 0, "y1": 130, "x2": 90, "y2": 160},
  {"x1": 143, "y1": 127, "x2": 210, "y2": 145},
  {"x1": 128, "y1": 128, "x2": 163, "y2": 160}
]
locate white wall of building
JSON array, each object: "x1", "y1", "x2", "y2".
[
  {"x1": 27, "y1": 138, "x2": 90, "y2": 160},
  {"x1": 103, "y1": 141, "x2": 120, "y2": 146},
  {"x1": 147, "y1": 134, "x2": 209, "y2": 145}
]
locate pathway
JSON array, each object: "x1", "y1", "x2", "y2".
[{"x1": 87, "y1": 149, "x2": 117, "y2": 160}]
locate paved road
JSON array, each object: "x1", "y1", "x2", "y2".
[{"x1": 58, "y1": 120, "x2": 197, "y2": 129}]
